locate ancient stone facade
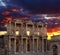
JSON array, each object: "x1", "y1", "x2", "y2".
[
  {"x1": 6, "y1": 19, "x2": 48, "y2": 55},
  {"x1": 0, "y1": 19, "x2": 60, "y2": 55}
]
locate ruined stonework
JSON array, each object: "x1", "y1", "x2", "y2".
[
  {"x1": 0, "y1": 19, "x2": 60, "y2": 55},
  {"x1": 6, "y1": 19, "x2": 48, "y2": 55}
]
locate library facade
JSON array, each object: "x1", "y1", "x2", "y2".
[{"x1": 1, "y1": 19, "x2": 60, "y2": 55}]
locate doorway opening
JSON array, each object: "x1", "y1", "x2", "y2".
[{"x1": 52, "y1": 45, "x2": 58, "y2": 55}]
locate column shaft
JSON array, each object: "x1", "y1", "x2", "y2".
[
  {"x1": 37, "y1": 38, "x2": 38, "y2": 52},
  {"x1": 33, "y1": 37, "x2": 34, "y2": 52},
  {"x1": 14, "y1": 38, "x2": 16, "y2": 53},
  {"x1": 8, "y1": 38, "x2": 11, "y2": 55},
  {"x1": 42, "y1": 38, "x2": 44, "y2": 52},
  {"x1": 26, "y1": 38, "x2": 27, "y2": 52},
  {"x1": 21, "y1": 38, "x2": 23, "y2": 53}
]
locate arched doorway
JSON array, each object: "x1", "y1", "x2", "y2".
[{"x1": 52, "y1": 45, "x2": 58, "y2": 55}]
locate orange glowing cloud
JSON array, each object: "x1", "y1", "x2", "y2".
[
  {"x1": 12, "y1": 8, "x2": 19, "y2": 12},
  {"x1": 47, "y1": 26, "x2": 60, "y2": 33},
  {"x1": 47, "y1": 26, "x2": 60, "y2": 40},
  {"x1": 1, "y1": 17, "x2": 13, "y2": 24},
  {"x1": 2, "y1": 11, "x2": 10, "y2": 15},
  {"x1": 5, "y1": 17, "x2": 12, "y2": 21}
]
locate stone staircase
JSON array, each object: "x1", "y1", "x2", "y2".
[
  {"x1": 9, "y1": 52, "x2": 45, "y2": 55},
  {"x1": 0, "y1": 50, "x2": 51, "y2": 55}
]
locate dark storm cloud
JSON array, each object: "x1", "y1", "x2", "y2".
[
  {"x1": 1, "y1": 0, "x2": 60, "y2": 14},
  {"x1": 16, "y1": 0, "x2": 60, "y2": 14},
  {"x1": 0, "y1": 0, "x2": 60, "y2": 31}
]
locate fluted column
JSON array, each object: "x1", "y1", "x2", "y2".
[
  {"x1": 21, "y1": 38, "x2": 23, "y2": 53},
  {"x1": 9, "y1": 38, "x2": 11, "y2": 51},
  {"x1": 26, "y1": 38, "x2": 27, "y2": 53},
  {"x1": 33, "y1": 37, "x2": 34, "y2": 52},
  {"x1": 14, "y1": 22, "x2": 16, "y2": 53},
  {"x1": 37, "y1": 38, "x2": 38, "y2": 52},
  {"x1": 42, "y1": 37, "x2": 44, "y2": 52},
  {"x1": 14, "y1": 38, "x2": 16, "y2": 53}
]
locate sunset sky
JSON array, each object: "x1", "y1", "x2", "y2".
[{"x1": 0, "y1": 0, "x2": 60, "y2": 39}]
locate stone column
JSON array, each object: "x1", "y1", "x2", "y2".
[
  {"x1": 21, "y1": 38, "x2": 23, "y2": 53},
  {"x1": 26, "y1": 38, "x2": 27, "y2": 53},
  {"x1": 33, "y1": 37, "x2": 34, "y2": 53},
  {"x1": 19, "y1": 37, "x2": 21, "y2": 53},
  {"x1": 30, "y1": 37, "x2": 33, "y2": 52},
  {"x1": 9, "y1": 38, "x2": 11, "y2": 52},
  {"x1": 42, "y1": 37, "x2": 44, "y2": 52},
  {"x1": 10, "y1": 21, "x2": 11, "y2": 35},
  {"x1": 14, "y1": 22, "x2": 16, "y2": 53},
  {"x1": 14, "y1": 38, "x2": 16, "y2": 53},
  {"x1": 37, "y1": 38, "x2": 38, "y2": 52},
  {"x1": 46, "y1": 39, "x2": 47, "y2": 52}
]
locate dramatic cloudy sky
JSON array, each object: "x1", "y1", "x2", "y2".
[
  {"x1": 0, "y1": 0, "x2": 60, "y2": 37},
  {"x1": 0, "y1": 0, "x2": 60, "y2": 13}
]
